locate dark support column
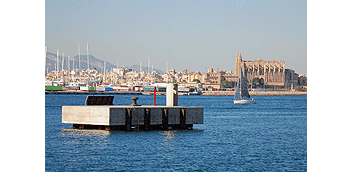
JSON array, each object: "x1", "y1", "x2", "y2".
[
  {"x1": 125, "y1": 108, "x2": 132, "y2": 131},
  {"x1": 180, "y1": 108, "x2": 186, "y2": 130},
  {"x1": 144, "y1": 108, "x2": 151, "y2": 131},
  {"x1": 162, "y1": 108, "x2": 168, "y2": 130}
]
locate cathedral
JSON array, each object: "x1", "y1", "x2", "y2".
[{"x1": 235, "y1": 52, "x2": 286, "y2": 86}]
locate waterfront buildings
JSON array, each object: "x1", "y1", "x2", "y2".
[
  {"x1": 235, "y1": 52, "x2": 285, "y2": 86},
  {"x1": 234, "y1": 52, "x2": 306, "y2": 90},
  {"x1": 45, "y1": 52, "x2": 306, "y2": 90}
]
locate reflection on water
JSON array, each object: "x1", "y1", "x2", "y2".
[
  {"x1": 60, "y1": 129, "x2": 111, "y2": 152},
  {"x1": 160, "y1": 130, "x2": 177, "y2": 147},
  {"x1": 61, "y1": 129, "x2": 111, "y2": 138}
]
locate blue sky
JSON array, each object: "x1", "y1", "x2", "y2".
[{"x1": 46, "y1": 0, "x2": 306, "y2": 74}]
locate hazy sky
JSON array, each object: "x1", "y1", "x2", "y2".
[{"x1": 45, "y1": 0, "x2": 307, "y2": 74}]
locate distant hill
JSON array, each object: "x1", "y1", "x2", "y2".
[
  {"x1": 129, "y1": 65, "x2": 164, "y2": 74},
  {"x1": 45, "y1": 52, "x2": 163, "y2": 74}
]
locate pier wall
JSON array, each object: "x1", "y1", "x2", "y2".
[{"x1": 62, "y1": 106, "x2": 203, "y2": 130}]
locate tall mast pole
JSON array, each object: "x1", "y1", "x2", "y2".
[
  {"x1": 140, "y1": 62, "x2": 142, "y2": 72},
  {"x1": 56, "y1": 49, "x2": 59, "y2": 81},
  {"x1": 45, "y1": 46, "x2": 47, "y2": 74},
  {"x1": 68, "y1": 55, "x2": 70, "y2": 71},
  {"x1": 78, "y1": 42, "x2": 81, "y2": 83},
  {"x1": 62, "y1": 53, "x2": 64, "y2": 83},
  {"x1": 68, "y1": 55, "x2": 70, "y2": 83},
  {"x1": 104, "y1": 61, "x2": 106, "y2": 84},
  {"x1": 166, "y1": 62, "x2": 168, "y2": 83},
  {"x1": 87, "y1": 41, "x2": 89, "y2": 84},
  {"x1": 152, "y1": 65, "x2": 154, "y2": 83}
]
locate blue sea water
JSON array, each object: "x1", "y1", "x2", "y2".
[{"x1": 45, "y1": 94, "x2": 307, "y2": 171}]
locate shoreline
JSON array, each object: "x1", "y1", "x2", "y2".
[
  {"x1": 45, "y1": 90, "x2": 307, "y2": 96},
  {"x1": 201, "y1": 91, "x2": 306, "y2": 96}
]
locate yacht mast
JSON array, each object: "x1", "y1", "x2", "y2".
[
  {"x1": 166, "y1": 62, "x2": 168, "y2": 83},
  {"x1": 104, "y1": 61, "x2": 106, "y2": 84},
  {"x1": 140, "y1": 62, "x2": 142, "y2": 72},
  {"x1": 68, "y1": 55, "x2": 70, "y2": 71},
  {"x1": 78, "y1": 42, "x2": 81, "y2": 83},
  {"x1": 68, "y1": 55, "x2": 70, "y2": 83},
  {"x1": 45, "y1": 46, "x2": 47, "y2": 75},
  {"x1": 62, "y1": 53, "x2": 64, "y2": 83},
  {"x1": 87, "y1": 41, "x2": 89, "y2": 84},
  {"x1": 56, "y1": 49, "x2": 59, "y2": 81}
]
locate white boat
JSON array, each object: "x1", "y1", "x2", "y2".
[
  {"x1": 188, "y1": 91, "x2": 200, "y2": 95},
  {"x1": 188, "y1": 87, "x2": 201, "y2": 95},
  {"x1": 234, "y1": 69, "x2": 256, "y2": 104}
]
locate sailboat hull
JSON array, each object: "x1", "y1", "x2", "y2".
[{"x1": 233, "y1": 99, "x2": 256, "y2": 104}]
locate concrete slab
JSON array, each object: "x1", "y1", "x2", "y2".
[{"x1": 62, "y1": 105, "x2": 203, "y2": 128}]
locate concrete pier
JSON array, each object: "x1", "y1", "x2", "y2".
[
  {"x1": 62, "y1": 105, "x2": 203, "y2": 130},
  {"x1": 62, "y1": 84, "x2": 203, "y2": 131}
]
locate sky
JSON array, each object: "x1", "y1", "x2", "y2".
[
  {"x1": 45, "y1": 0, "x2": 307, "y2": 74},
  {"x1": 3, "y1": 1, "x2": 352, "y2": 170}
]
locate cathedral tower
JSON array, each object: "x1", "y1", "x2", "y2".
[{"x1": 235, "y1": 52, "x2": 242, "y2": 77}]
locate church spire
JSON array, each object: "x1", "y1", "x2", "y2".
[{"x1": 235, "y1": 51, "x2": 242, "y2": 78}]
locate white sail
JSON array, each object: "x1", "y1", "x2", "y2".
[
  {"x1": 240, "y1": 70, "x2": 250, "y2": 98},
  {"x1": 234, "y1": 68, "x2": 256, "y2": 104},
  {"x1": 234, "y1": 76, "x2": 241, "y2": 100}
]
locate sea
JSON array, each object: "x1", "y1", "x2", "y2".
[{"x1": 45, "y1": 94, "x2": 307, "y2": 171}]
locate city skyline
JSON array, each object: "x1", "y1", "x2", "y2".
[{"x1": 45, "y1": 0, "x2": 307, "y2": 75}]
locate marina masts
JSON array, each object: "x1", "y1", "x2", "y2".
[
  {"x1": 87, "y1": 41, "x2": 89, "y2": 83},
  {"x1": 68, "y1": 55, "x2": 70, "y2": 71},
  {"x1": 45, "y1": 46, "x2": 47, "y2": 74},
  {"x1": 62, "y1": 53, "x2": 64, "y2": 83},
  {"x1": 104, "y1": 61, "x2": 106, "y2": 84},
  {"x1": 78, "y1": 42, "x2": 81, "y2": 83},
  {"x1": 148, "y1": 56, "x2": 150, "y2": 74},
  {"x1": 68, "y1": 55, "x2": 70, "y2": 83},
  {"x1": 166, "y1": 62, "x2": 168, "y2": 83},
  {"x1": 56, "y1": 49, "x2": 59, "y2": 81}
]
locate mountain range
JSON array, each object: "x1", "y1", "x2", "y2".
[{"x1": 45, "y1": 52, "x2": 163, "y2": 74}]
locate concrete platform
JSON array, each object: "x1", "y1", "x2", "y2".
[{"x1": 62, "y1": 105, "x2": 203, "y2": 131}]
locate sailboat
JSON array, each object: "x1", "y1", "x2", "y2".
[{"x1": 234, "y1": 69, "x2": 256, "y2": 104}]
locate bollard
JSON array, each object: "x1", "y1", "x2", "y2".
[
  {"x1": 166, "y1": 83, "x2": 178, "y2": 106},
  {"x1": 130, "y1": 97, "x2": 141, "y2": 106}
]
